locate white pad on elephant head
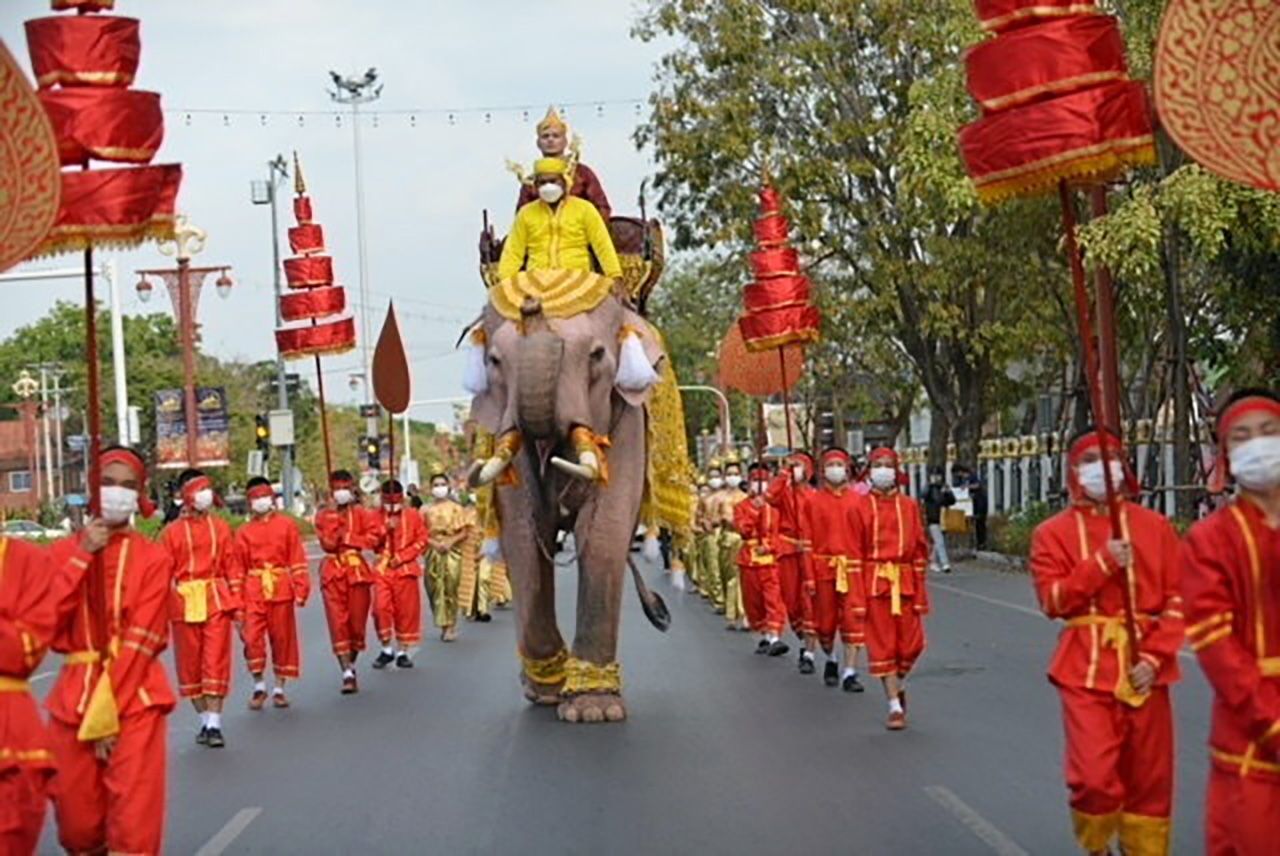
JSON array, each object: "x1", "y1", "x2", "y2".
[
  {"x1": 462, "y1": 341, "x2": 489, "y2": 395},
  {"x1": 615, "y1": 330, "x2": 659, "y2": 392}
]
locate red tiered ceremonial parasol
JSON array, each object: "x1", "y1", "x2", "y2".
[
  {"x1": 19, "y1": 0, "x2": 182, "y2": 734},
  {"x1": 718, "y1": 320, "x2": 804, "y2": 398},
  {"x1": 958, "y1": 0, "x2": 1148, "y2": 685},
  {"x1": 734, "y1": 181, "x2": 820, "y2": 451},
  {"x1": 273, "y1": 153, "x2": 357, "y2": 477}
]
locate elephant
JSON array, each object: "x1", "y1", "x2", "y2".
[{"x1": 468, "y1": 286, "x2": 667, "y2": 723}]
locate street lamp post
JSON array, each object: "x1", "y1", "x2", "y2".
[
  {"x1": 136, "y1": 215, "x2": 233, "y2": 469},
  {"x1": 252, "y1": 155, "x2": 294, "y2": 505},
  {"x1": 328, "y1": 68, "x2": 383, "y2": 439}
]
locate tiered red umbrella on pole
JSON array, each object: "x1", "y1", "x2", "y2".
[
  {"x1": 732, "y1": 181, "x2": 820, "y2": 451},
  {"x1": 274, "y1": 153, "x2": 357, "y2": 477},
  {"x1": 958, "y1": 0, "x2": 1153, "y2": 692},
  {"x1": 19, "y1": 0, "x2": 182, "y2": 729}
]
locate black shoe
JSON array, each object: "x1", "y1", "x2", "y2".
[
  {"x1": 768, "y1": 640, "x2": 790, "y2": 657},
  {"x1": 799, "y1": 654, "x2": 816, "y2": 675},
  {"x1": 196, "y1": 726, "x2": 209, "y2": 745},
  {"x1": 396, "y1": 653, "x2": 414, "y2": 669},
  {"x1": 943, "y1": 566, "x2": 952, "y2": 574},
  {"x1": 823, "y1": 661, "x2": 839, "y2": 687},
  {"x1": 842, "y1": 674, "x2": 865, "y2": 693},
  {"x1": 477, "y1": 613, "x2": 492, "y2": 623},
  {"x1": 206, "y1": 728, "x2": 225, "y2": 748},
  {"x1": 372, "y1": 651, "x2": 396, "y2": 670},
  {"x1": 755, "y1": 639, "x2": 771, "y2": 655}
]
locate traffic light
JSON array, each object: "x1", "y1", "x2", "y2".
[
  {"x1": 818, "y1": 411, "x2": 836, "y2": 448},
  {"x1": 363, "y1": 435, "x2": 381, "y2": 471},
  {"x1": 254, "y1": 414, "x2": 270, "y2": 458}
]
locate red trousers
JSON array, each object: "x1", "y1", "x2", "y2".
[
  {"x1": 172, "y1": 612, "x2": 233, "y2": 698},
  {"x1": 812, "y1": 579, "x2": 864, "y2": 651},
  {"x1": 49, "y1": 710, "x2": 166, "y2": 856},
  {"x1": 776, "y1": 554, "x2": 808, "y2": 636},
  {"x1": 0, "y1": 766, "x2": 49, "y2": 856},
  {"x1": 865, "y1": 597, "x2": 924, "y2": 677},
  {"x1": 321, "y1": 576, "x2": 372, "y2": 658},
  {"x1": 374, "y1": 575, "x2": 423, "y2": 649},
  {"x1": 1206, "y1": 767, "x2": 1279, "y2": 856},
  {"x1": 740, "y1": 563, "x2": 787, "y2": 637},
  {"x1": 241, "y1": 601, "x2": 300, "y2": 678},
  {"x1": 1058, "y1": 685, "x2": 1173, "y2": 854}
]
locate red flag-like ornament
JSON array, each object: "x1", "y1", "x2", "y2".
[
  {"x1": 372, "y1": 302, "x2": 411, "y2": 415},
  {"x1": 738, "y1": 183, "x2": 820, "y2": 352},
  {"x1": 0, "y1": 41, "x2": 60, "y2": 272}
]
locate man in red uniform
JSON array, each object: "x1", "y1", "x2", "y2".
[
  {"x1": 0, "y1": 536, "x2": 58, "y2": 855},
  {"x1": 859, "y1": 447, "x2": 928, "y2": 730},
  {"x1": 47, "y1": 446, "x2": 175, "y2": 856},
  {"x1": 515, "y1": 106, "x2": 611, "y2": 221},
  {"x1": 233, "y1": 476, "x2": 309, "y2": 710},
  {"x1": 804, "y1": 448, "x2": 867, "y2": 691},
  {"x1": 315, "y1": 469, "x2": 380, "y2": 693},
  {"x1": 161, "y1": 468, "x2": 239, "y2": 748},
  {"x1": 1183, "y1": 389, "x2": 1280, "y2": 856},
  {"x1": 1030, "y1": 429, "x2": 1183, "y2": 854},
  {"x1": 767, "y1": 450, "x2": 817, "y2": 667},
  {"x1": 736, "y1": 462, "x2": 789, "y2": 657},
  {"x1": 371, "y1": 479, "x2": 429, "y2": 670}
]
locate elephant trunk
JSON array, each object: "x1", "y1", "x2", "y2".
[{"x1": 515, "y1": 300, "x2": 562, "y2": 441}]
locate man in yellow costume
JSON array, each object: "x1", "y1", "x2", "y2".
[
  {"x1": 697, "y1": 463, "x2": 726, "y2": 610},
  {"x1": 497, "y1": 157, "x2": 623, "y2": 283},
  {"x1": 717, "y1": 458, "x2": 750, "y2": 631},
  {"x1": 423, "y1": 473, "x2": 470, "y2": 642}
]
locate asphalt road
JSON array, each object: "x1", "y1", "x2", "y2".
[{"x1": 35, "y1": 549, "x2": 1214, "y2": 855}]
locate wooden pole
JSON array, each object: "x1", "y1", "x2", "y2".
[
  {"x1": 777, "y1": 346, "x2": 795, "y2": 451},
  {"x1": 1059, "y1": 181, "x2": 1138, "y2": 661},
  {"x1": 313, "y1": 354, "x2": 333, "y2": 484},
  {"x1": 1090, "y1": 186, "x2": 1123, "y2": 437},
  {"x1": 387, "y1": 410, "x2": 395, "y2": 483}
]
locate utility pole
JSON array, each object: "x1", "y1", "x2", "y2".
[
  {"x1": 105, "y1": 257, "x2": 130, "y2": 444},
  {"x1": 52, "y1": 368, "x2": 65, "y2": 497},
  {"x1": 34, "y1": 364, "x2": 55, "y2": 501},
  {"x1": 328, "y1": 68, "x2": 383, "y2": 440},
  {"x1": 253, "y1": 155, "x2": 294, "y2": 507}
]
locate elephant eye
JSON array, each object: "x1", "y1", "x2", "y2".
[
  {"x1": 488, "y1": 354, "x2": 502, "y2": 368},
  {"x1": 590, "y1": 345, "x2": 607, "y2": 362}
]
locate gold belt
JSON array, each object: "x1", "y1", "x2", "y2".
[
  {"x1": 1063, "y1": 614, "x2": 1155, "y2": 708},
  {"x1": 176, "y1": 578, "x2": 212, "y2": 622},
  {"x1": 250, "y1": 566, "x2": 284, "y2": 599},
  {"x1": 64, "y1": 650, "x2": 102, "y2": 666},
  {"x1": 0, "y1": 676, "x2": 30, "y2": 692},
  {"x1": 873, "y1": 563, "x2": 902, "y2": 614},
  {"x1": 743, "y1": 539, "x2": 776, "y2": 566},
  {"x1": 817, "y1": 554, "x2": 856, "y2": 595}
]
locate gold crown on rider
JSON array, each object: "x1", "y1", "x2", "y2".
[
  {"x1": 533, "y1": 157, "x2": 569, "y2": 178},
  {"x1": 537, "y1": 105, "x2": 568, "y2": 135}
]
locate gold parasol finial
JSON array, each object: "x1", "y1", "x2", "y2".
[{"x1": 292, "y1": 150, "x2": 307, "y2": 195}]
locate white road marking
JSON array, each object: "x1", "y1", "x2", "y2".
[
  {"x1": 194, "y1": 807, "x2": 262, "y2": 856},
  {"x1": 925, "y1": 785, "x2": 1029, "y2": 856},
  {"x1": 933, "y1": 580, "x2": 1195, "y2": 661}
]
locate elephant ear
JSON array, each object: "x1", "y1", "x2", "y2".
[
  {"x1": 614, "y1": 309, "x2": 666, "y2": 409},
  {"x1": 469, "y1": 310, "x2": 511, "y2": 433}
]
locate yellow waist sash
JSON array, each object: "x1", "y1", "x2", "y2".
[
  {"x1": 1063, "y1": 614, "x2": 1151, "y2": 708},
  {"x1": 176, "y1": 578, "x2": 211, "y2": 623},
  {"x1": 250, "y1": 566, "x2": 284, "y2": 600},
  {"x1": 0, "y1": 676, "x2": 30, "y2": 692},
  {"x1": 874, "y1": 563, "x2": 903, "y2": 615},
  {"x1": 817, "y1": 554, "x2": 856, "y2": 595},
  {"x1": 64, "y1": 650, "x2": 118, "y2": 741},
  {"x1": 742, "y1": 539, "x2": 776, "y2": 566}
]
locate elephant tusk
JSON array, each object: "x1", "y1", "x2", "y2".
[
  {"x1": 473, "y1": 456, "x2": 510, "y2": 486},
  {"x1": 550, "y1": 455, "x2": 598, "y2": 481}
]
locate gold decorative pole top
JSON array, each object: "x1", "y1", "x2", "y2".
[
  {"x1": 293, "y1": 150, "x2": 307, "y2": 195},
  {"x1": 157, "y1": 214, "x2": 207, "y2": 262}
]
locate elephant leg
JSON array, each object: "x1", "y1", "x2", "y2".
[{"x1": 500, "y1": 488, "x2": 565, "y2": 704}]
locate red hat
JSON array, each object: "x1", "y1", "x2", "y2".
[
  {"x1": 868, "y1": 447, "x2": 899, "y2": 468},
  {"x1": 179, "y1": 474, "x2": 213, "y2": 508},
  {"x1": 787, "y1": 450, "x2": 815, "y2": 479},
  {"x1": 246, "y1": 482, "x2": 275, "y2": 502},
  {"x1": 1066, "y1": 429, "x2": 1138, "y2": 503},
  {"x1": 100, "y1": 447, "x2": 156, "y2": 518},
  {"x1": 820, "y1": 448, "x2": 850, "y2": 466}
]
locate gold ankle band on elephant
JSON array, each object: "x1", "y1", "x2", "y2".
[
  {"x1": 519, "y1": 648, "x2": 569, "y2": 686},
  {"x1": 562, "y1": 657, "x2": 623, "y2": 696}
]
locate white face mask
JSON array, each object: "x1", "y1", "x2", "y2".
[
  {"x1": 385, "y1": 503, "x2": 402, "y2": 514},
  {"x1": 870, "y1": 466, "x2": 897, "y2": 490},
  {"x1": 1076, "y1": 460, "x2": 1126, "y2": 501},
  {"x1": 725, "y1": 474, "x2": 743, "y2": 489},
  {"x1": 250, "y1": 496, "x2": 274, "y2": 516},
  {"x1": 749, "y1": 480, "x2": 767, "y2": 496},
  {"x1": 1229, "y1": 436, "x2": 1280, "y2": 491},
  {"x1": 100, "y1": 485, "x2": 138, "y2": 525},
  {"x1": 538, "y1": 182, "x2": 565, "y2": 204},
  {"x1": 192, "y1": 488, "x2": 214, "y2": 512},
  {"x1": 333, "y1": 488, "x2": 354, "y2": 506},
  {"x1": 431, "y1": 485, "x2": 450, "y2": 500},
  {"x1": 708, "y1": 477, "x2": 724, "y2": 490},
  {"x1": 792, "y1": 465, "x2": 808, "y2": 484},
  {"x1": 824, "y1": 465, "x2": 848, "y2": 485}
]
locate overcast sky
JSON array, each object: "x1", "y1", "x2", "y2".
[{"x1": 2, "y1": 1, "x2": 666, "y2": 424}]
